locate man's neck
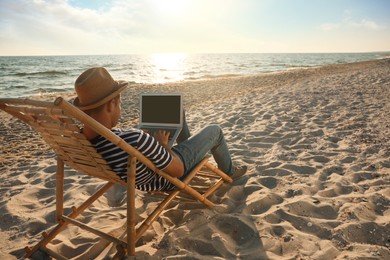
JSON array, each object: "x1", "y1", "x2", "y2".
[
  {"x1": 83, "y1": 126, "x2": 100, "y2": 140},
  {"x1": 83, "y1": 113, "x2": 113, "y2": 140}
]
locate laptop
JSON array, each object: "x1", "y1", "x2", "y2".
[{"x1": 139, "y1": 93, "x2": 183, "y2": 147}]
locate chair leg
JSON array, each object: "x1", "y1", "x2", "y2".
[
  {"x1": 56, "y1": 157, "x2": 64, "y2": 222},
  {"x1": 202, "y1": 179, "x2": 225, "y2": 199},
  {"x1": 127, "y1": 156, "x2": 137, "y2": 258}
]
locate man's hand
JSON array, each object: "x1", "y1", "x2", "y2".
[{"x1": 153, "y1": 130, "x2": 170, "y2": 146}]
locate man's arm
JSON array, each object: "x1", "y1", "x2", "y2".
[{"x1": 153, "y1": 130, "x2": 184, "y2": 178}]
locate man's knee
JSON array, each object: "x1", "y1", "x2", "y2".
[{"x1": 206, "y1": 124, "x2": 223, "y2": 137}]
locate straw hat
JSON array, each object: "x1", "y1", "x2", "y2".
[{"x1": 73, "y1": 67, "x2": 128, "y2": 111}]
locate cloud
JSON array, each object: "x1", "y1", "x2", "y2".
[
  {"x1": 319, "y1": 9, "x2": 382, "y2": 32},
  {"x1": 342, "y1": 10, "x2": 381, "y2": 30},
  {"x1": 0, "y1": 0, "x2": 156, "y2": 54},
  {"x1": 1, "y1": 0, "x2": 244, "y2": 54},
  {"x1": 349, "y1": 19, "x2": 381, "y2": 30},
  {"x1": 320, "y1": 18, "x2": 382, "y2": 32}
]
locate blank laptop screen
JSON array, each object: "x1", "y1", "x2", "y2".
[{"x1": 141, "y1": 95, "x2": 181, "y2": 125}]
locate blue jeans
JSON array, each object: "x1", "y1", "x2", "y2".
[{"x1": 173, "y1": 123, "x2": 234, "y2": 178}]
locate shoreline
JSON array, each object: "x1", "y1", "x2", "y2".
[{"x1": 1, "y1": 58, "x2": 389, "y2": 259}]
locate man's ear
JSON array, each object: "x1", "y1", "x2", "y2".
[{"x1": 106, "y1": 99, "x2": 115, "y2": 112}]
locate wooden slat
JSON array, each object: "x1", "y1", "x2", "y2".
[
  {"x1": 71, "y1": 162, "x2": 121, "y2": 182},
  {"x1": 0, "y1": 98, "x2": 53, "y2": 107},
  {"x1": 67, "y1": 156, "x2": 99, "y2": 167},
  {"x1": 32, "y1": 119, "x2": 79, "y2": 132},
  {"x1": 44, "y1": 140, "x2": 85, "y2": 153},
  {"x1": 58, "y1": 117, "x2": 77, "y2": 124},
  {"x1": 2, "y1": 106, "x2": 36, "y2": 123},
  {"x1": 60, "y1": 148, "x2": 108, "y2": 164},
  {"x1": 64, "y1": 151, "x2": 98, "y2": 164},
  {"x1": 44, "y1": 134, "x2": 92, "y2": 146},
  {"x1": 44, "y1": 128, "x2": 78, "y2": 138},
  {"x1": 6, "y1": 107, "x2": 65, "y2": 120},
  {"x1": 48, "y1": 140, "x2": 97, "y2": 154},
  {"x1": 36, "y1": 121, "x2": 80, "y2": 132},
  {"x1": 34, "y1": 121, "x2": 80, "y2": 133},
  {"x1": 62, "y1": 215, "x2": 127, "y2": 247},
  {"x1": 53, "y1": 147, "x2": 109, "y2": 165},
  {"x1": 33, "y1": 114, "x2": 62, "y2": 123},
  {"x1": 30, "y1": 121, "x2": 61, "y2": 130},
  {"x1": 66, "y1": 157, "x2": 112, "y2": 173},
  {"x1": 61, "y1": 157, "x2": 114, "y2": 174},
  {"x1": 58, "y1": 146, "x2": 105, "y2": 161},
  {"x1": 71, "y1": 132, "x2": 88, "y2": 140},
  {"x1": 0, "y1": 98, "x2": 54, "y2": 107},
  {"x1": 66, "y1": 162, "x2": 119, "y2": 184}
]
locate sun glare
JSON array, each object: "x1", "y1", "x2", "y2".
[
  {"x1": 152, "y1": 53, "x2": 186, "y2": 68},
  {"x1": 150, "y1": 53, "x2": 187, "y2": 82}
]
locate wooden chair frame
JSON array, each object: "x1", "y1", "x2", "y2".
[{"x1": 0, "y1": 97, "x2": 232, "y2": 259}]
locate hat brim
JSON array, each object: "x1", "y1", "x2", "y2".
[{"x1": 74, "y1": 80, "x2": 128, "y2": 111}]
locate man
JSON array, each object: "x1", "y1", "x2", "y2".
[{"x1": 74, "y1": 67, "x2": 247, "y2": 191}]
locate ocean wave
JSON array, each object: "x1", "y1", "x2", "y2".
[
  {"x1": 190, "y1": 74, "x2": 242, "y2": 80},
  {"x1": 6, "y1": 85, "x2": 28, "y2": 90},
  {"x1": 183, "y1": 70, "x2": 210, "y2": 76},
  {"x1": 13, "y1": 70, "x2": 68, "y2": 77},
  {"x1": 30, "y1": 87, "x2": 73, "y2": 94},
  {"x1": 286, "y1": 64, "x2": 312, "y2": 68}
]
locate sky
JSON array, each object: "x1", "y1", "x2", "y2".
[{"x1": 0, "y1": 0, "x2": 389, "y2": 56}]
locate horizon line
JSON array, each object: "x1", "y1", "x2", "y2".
[{"x1": 1, "y1": 50, "x2": 390, "y2": 57}]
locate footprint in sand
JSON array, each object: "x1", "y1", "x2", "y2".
[
  {"x1": 259, "y1": 177, "x2": 278, "y2": 189},
  {"x1": 281, "y1": 164, "x2": 317, "y2": 175},
  {"x1": 244, "y1": 193, "x2": 284, "y2": 215},
  {"x1": 285, "y1": 200, "x2": 338, "y2": 219},
  {"x1": 273, "y1": 209, "x2": 333, "y2": 240},
  {"x1": 259, "y1": 167, "x2": 293, "y2": 177},
  {"x1": 334, "y1": 222, "x2": 390, "y2": 247},
  {"x1": 317, "y1": 182, "x2": 354, "y2": 197},
  {"x1": 211, "y1": 214, "x2": 261, "y2": 248}
]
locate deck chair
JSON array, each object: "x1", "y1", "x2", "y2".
[{"x1": 0, "y1": 97, "x2": 233, "y2": 259}]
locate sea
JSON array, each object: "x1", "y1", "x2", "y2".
[{"x1": 1, "y1": 52, "x2": 389, "y2": 98}]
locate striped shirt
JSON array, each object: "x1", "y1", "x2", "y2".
[{"x1": 90, "y1": 128, "x2": 175, "y2": 191}]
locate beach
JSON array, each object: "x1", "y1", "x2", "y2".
[{"x1": 0, "y1": 58, "x2": 389, "y2": 259}]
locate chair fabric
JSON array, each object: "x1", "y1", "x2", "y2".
[{"x1": 0, "y1": 97, "x2": 233, "y2": 258}]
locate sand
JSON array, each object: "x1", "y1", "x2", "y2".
[{"x1": 0, "y1": 58, "x2": 389, "y2": 259}]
